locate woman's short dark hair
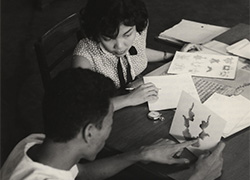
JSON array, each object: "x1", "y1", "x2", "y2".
[
  {"x1": 43, "y1": 68, "x2": 116, "y2": 142},
  {"x1": 80, "y1": 0, "x2": 148, "y2": 42}
]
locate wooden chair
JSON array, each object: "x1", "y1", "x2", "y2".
[{"x1": 34, "y1": 13, "x2": 82, "y2": 89}]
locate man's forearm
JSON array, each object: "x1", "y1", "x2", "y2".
[{"x1": 77, "y1": 149, "x2": 143, "y2": 180}]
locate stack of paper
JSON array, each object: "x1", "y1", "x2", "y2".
[
  {"x1": 200, "y1": 40, "x2": 229, "y2": 55},
  {"x1": 204, "y1": 93, "x2": 250, "y2": 138},
  {"x1": 226, "y1": 39, "x2": 250, "y2": 60},
  {"x1": 158, "y1": 19, "x2": 229, "y2": 44},
  {"x1": 168, "y1": 51, "x2": 238, "y2": 79}
]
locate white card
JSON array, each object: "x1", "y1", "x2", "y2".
[{"x1": 170, "y1": 91, "x2": 226, "y2": 156}]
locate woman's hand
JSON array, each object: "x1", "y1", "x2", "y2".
[
  {"x1": 127, "y1": 82, "x2": 159, "y2": 106},
  {"x1": 181, "y1": 43, "x2": 202, "y2": 52}
]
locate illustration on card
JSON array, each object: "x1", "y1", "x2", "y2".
[
  {"x1": 170, "y1": 91, "x2": 226, "y2": 156},
  {"x1": 168, "y1": 51, "x2": 238, "y2": 79}
]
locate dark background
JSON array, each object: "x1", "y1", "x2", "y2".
[{"x1": 1, "y1": 0, "x2": 249, "y2": 172}]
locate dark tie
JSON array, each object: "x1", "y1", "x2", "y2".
[
  {"x1": 117, "y1": 56, "x2": 132, "y2": 88},
  {"x1": 117, "y1": 46, "x2": 137, "y2": 88}
]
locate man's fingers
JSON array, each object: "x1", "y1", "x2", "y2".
[
  {"x1": 153, "y1": 138, "x2": 164, "y2": 144},
  {"x1": 174, "y1": 149, "x2": 183, "y2": 157},
  {"x1": 170, "y1": 158, "x2": 190, "y2": 164},
  {"x1": 210, "y1": 142, "x2": 225, "y2": 158},
  {"x1": 176, "y1": 139, "x2": 199, "y2": 149}
]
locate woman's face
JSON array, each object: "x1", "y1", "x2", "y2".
[{"x1": 99, "y1": 24, "x2": 137, "y2": 57}]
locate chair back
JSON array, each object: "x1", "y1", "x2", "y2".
[{"x1": 34, "y1": 13, "x2": 82, "y2": 89}]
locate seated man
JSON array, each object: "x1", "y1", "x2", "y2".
[{"x1": 1, "y1": 68, "x2": 225, "y2": 180}]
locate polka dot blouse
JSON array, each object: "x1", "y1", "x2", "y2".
[{"x1": 73, "y1": 29, "x2": 148, "y2": 88}]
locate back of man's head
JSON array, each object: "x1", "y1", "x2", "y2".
[{"x1": 42, "y1": 68, "x2": 116, "y2": 142}]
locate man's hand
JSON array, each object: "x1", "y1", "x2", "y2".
[
  {"x1": 189, "y1": 141, "x2": 225, "y2": 180},
  {"x1": 140, "y1": 138, "x2": 198, "y2": 164}
]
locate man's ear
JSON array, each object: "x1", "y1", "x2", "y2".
[{"x1": 83, "y1": 124, "x2": 96, "y2": 144}]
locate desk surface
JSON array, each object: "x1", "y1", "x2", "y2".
[
  {"x1": 106, "y1": 24, "x2": 250, "y2": 180},
  {"x1": 106, "y1": 76, "x2": 250, "y2": 180}
]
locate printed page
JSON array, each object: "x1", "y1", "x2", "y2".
[{"x1": 168, "y1": 51, "x2": 238, "y2": 79}]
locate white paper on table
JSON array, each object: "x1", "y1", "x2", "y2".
[
  {"x1": 168, "y1": 51, "x2": 238, "y2": 79},
  {"x1": 159, "y1": 19, "x2": 229, "y2": 44},
  {"x1": 143, "y1": 74, "x2": 200, "y2": 111},
  {"x1": 204, "y1": 93, "x2": 250, "y2": 138},
  {"x1": 201, "y1": 40, "x2": 229, "y2": 55},
  {"x1": 226, "y1": 39, "x2": 250, "y2": 60},
  {"x1": 228, "y1": 111, "x2": 250, "y2": 137},
  {"x1": 170, "y1": 91, "x2": 226, "y2": 156}
]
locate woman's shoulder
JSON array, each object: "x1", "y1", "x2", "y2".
[
  {"x1": 77, "y1": 38, "x2": 98, "y2": 49},
  {"x1": 74, "y1": 38, "x2": 100, "y2": 56}
]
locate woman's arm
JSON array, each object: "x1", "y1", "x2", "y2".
[
  {"x1": 73, "y1": 55, "x2": 159, "y2": 111},
  {"x1": 146, "y1": 48, "x2": 173, "y2": 62},
  {"x1": 72, "y1": 55, "x2": 92, "y2": 69},
  {"x1": 112, "y1": 82, "x2": 158, "y2": 111}
]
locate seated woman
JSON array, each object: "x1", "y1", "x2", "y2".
[{"x1": 73, "y1": 0, "x2": 175, "y2": 111}]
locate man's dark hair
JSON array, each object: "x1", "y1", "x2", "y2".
[
  {"x1": 42, "y1": 68, "x2": 116, "y2": 142},
  {"x1": 80, "y1": 0, "x2": 148, "y2": 42}
]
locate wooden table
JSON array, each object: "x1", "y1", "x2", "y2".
[
  {"x1": 106, "y1": 79, "x2": 249, "y2": 180},
  {"x1": 106, "y1": 24, "x2": 250, "y2": 180}
]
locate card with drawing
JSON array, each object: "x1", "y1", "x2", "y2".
[
  {"x1": 170, "y1": 91, "x2": 226, "y2": 156},
  {"x1": 168, "y1": 51, "x2": 238, "y2": 79}
]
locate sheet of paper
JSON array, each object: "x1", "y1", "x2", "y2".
[
  {"x1": 143, "y1": 74, "x2": 200, "y2": 111},
  {"x1": 204, "y1": 93, "x2": 250, "y2": 138},
  {"x1": 201, "y1": 40, "x2": 229, "y2": 55},
  {"x1": 170, "y1": 91, "x2": 226, "y2": 156},
  {"x1": 226, "y1": 39, "x2": 250, "y2": 60},
  {"x1": 168, "y1": 51, "x2": 238, "y2": 79},
  {"x1": 228, "y1": 111, "x2": 250, "y2": 137},
  {"x1": 159, "y1": 19, "x2": 229, "y2": 44}
]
